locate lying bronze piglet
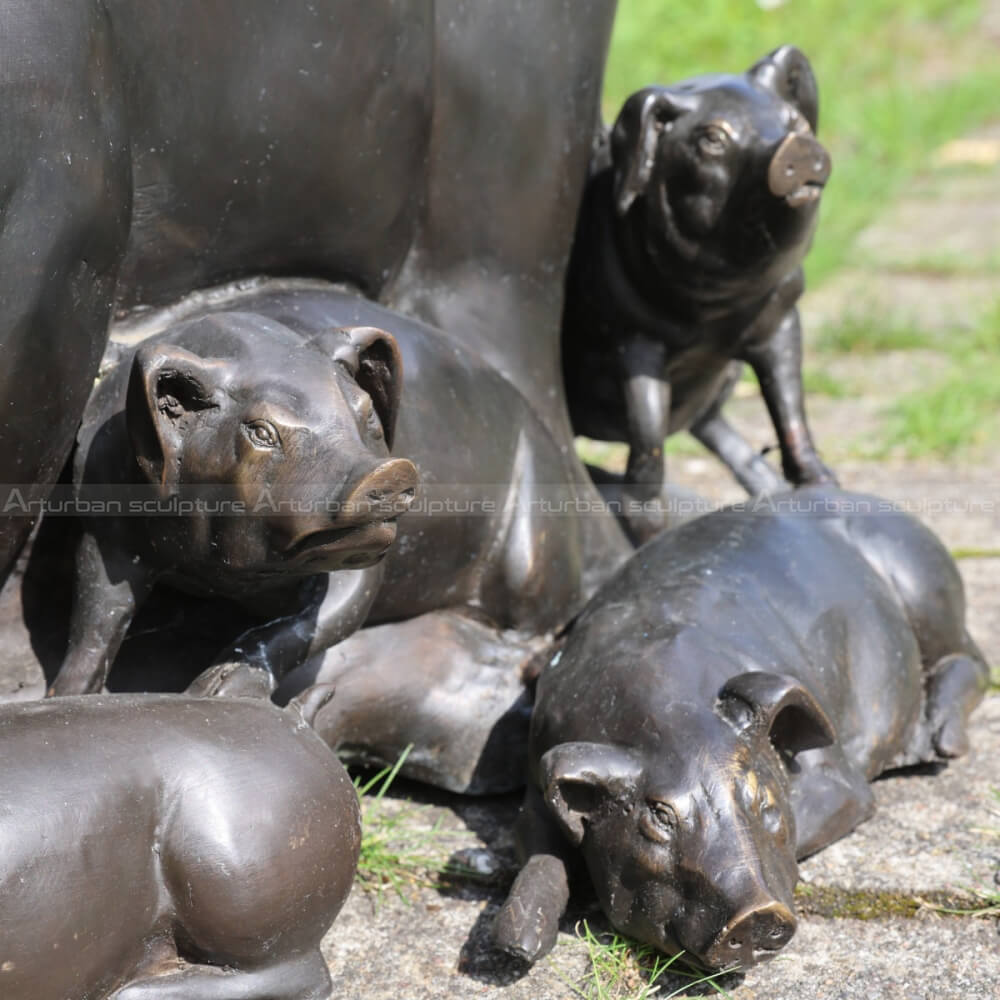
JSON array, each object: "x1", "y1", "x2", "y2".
[
  {"x1": 563, "y1": 45, "x2": 835, "y2": 541},
  {"x1": 0, "y1": 692, "x2": 359, "y2": 999},
  {"x1": 495, "y1": 487, "x2": 987, "y2": 968},
  {"x1": 47, "y1": 311, "x2": 417, "y2": 697}
]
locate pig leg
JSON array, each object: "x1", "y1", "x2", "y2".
[
  {"x1": 48, "y1": 529, "x2": 153, "y2": 696},
  {"x1": 790, "y1": 744, "x2": 875, "y2": 859},
  {"x1": 493, "y1": 785, "x2": 573, "y2": 962},
  {"x1": 690, "y1": 400, "x2": 786, "y2": 496},
  {"x1": 0, "y1": 0, "x2": 130, "y2": 583},
  {"x1": 190, "y1": 564, "x2": 385, "y2": 696},
  {"x1": 740, "y1": 305, "x2": 836, "y2": 488},
  {"x1": 620, "y1": 336, "x2": 672, "y2": 544},
  {"x1": 924, "y1": 649, "x2": 988, "y2": 759},
  {"x1": 111, "y1": 950, "x2": 331, "y2": 1000}
]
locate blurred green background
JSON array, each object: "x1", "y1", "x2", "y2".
[
  {"x1": 604, "y1": 0, "x2": 1000, "y2": 286},
  {"x1": 593, "y1": 0, "x2": 1000, "y2": 464}
]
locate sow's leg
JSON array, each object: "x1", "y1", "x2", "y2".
[
  {"x1": 0, "y1": 0, "x2": 130, "y2": 582},
  {"x1": 111, "y1": 952, "x2": 331, "y2": 1000}
]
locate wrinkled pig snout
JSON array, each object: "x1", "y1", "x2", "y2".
[
  {"x1": 767, "y1": 132, "x2": 831, "y2": 207},
  {"x1": 342, "y1": 458, "x2": 418, "y2": 525},
  {"x1": 703, "y1": 901, "x2": 796, "y2": 970}
]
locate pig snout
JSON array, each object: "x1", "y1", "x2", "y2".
[
  {"x1": 283, "y1": 458, "x2": 418, "y2": 568},
  {"x1": 767, "y1": 131, "x2": 831, "y2": 207},
  {"x1": 341, "y1": 458, "x2": 419, "y2": 525},
  {"x1": 701, "y1": 900, "x2": 796, "y2": 970}
]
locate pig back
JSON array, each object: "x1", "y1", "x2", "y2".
[{"x1": 532, "y1": 491, "x2": 926, "y2": 772}]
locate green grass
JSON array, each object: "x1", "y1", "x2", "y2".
[
  {"x1": 558, "y1": 922, "x2": 736, "y2": 1000},
  {"x1": 873, "y1": 303, "x2": 1000, "y2": 457},
  {"x1": 932, "y1": 889, "x2": 1000, "y2": 917},
  {"x1": 879, "y1": 368, "x2": 1000, "y2": 458},
  {"x1": 802, "y1": 368, "x2": 851, "y2": 398},
  {"x1": 875, "y1": 249, "x2": 1000, "y2": 278},
  {"x1": 353, "y1": 748, "x2": 458, "y2": 903},
  {"x1": 951, "y1": 548, "x2": 1000, "y2": 560},
  {"x1": 815, "y1": 313, "x2": 934, "y2": 354},
  {"x1": 604, "y1": 0, "x2": 1000, "y2": 285}
]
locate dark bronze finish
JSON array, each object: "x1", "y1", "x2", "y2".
[
  {"x1": 495, "y1": 488, "x2": 988, "y2": 967},
  {"x1": 0, "y1": 693, "x2": 360, "y2": 1000},
  {"x1": 48, "y1": 309, "x2": 417, "y2": 697},
  {"x1": 277, "y1": 607, "x2": 544, "y2": 795},
  {"x1": 0, "y1": 0, "x2": 618, "y2": 587},
  {"x1": 42, "y1": 278, "x2": 628, "y2": 698},
  {"x1": 151, "y1": 281, "x2": 629, "y2": 629},
  {"x1": 562, "y1": 46, "x2": 835, "y2": 541}
]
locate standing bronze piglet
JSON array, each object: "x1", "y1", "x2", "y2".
[{"x1": 563, "y1": 45, "x2": 835, "y2": 541}]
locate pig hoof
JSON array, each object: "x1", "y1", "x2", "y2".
[
  {"x1": 932, "y1": 717, "x2": 970, "y2": 759},
  {"x1": 927, "y1": 654, "x2": 986, "y2": 759},
  {"x1": 493, "y1": 896, "x2": 559, "y2": 963},
  {"x1": 187, "y1": 662, "x2": 276, "y2": 699},
  {"x1": 788, "y1": 456, "x2": 837, "y2": 487}
]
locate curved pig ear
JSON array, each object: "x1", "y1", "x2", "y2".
[
  {"x1": 718, "y1": 671, "x2": 835, "y2": 758},
  {"x1": 749, "y1": 45, "x2": 819, "y2": 133},
  {"x1": 611, "y1": 87, "x2": 694, "y2": 216},
  {"x1": 126, "y1": 344, "x2": 222, "y2": 489},
  {"x1": 327, "y1": 327, "x2": 403, "y2": 450},
  {"x1": 540, "y1": 742, "x2": 644, "y2": 846}
]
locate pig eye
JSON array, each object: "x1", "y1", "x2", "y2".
[
  {"x1": 243, "y1": 420, "x2": 281, "y2": 450},
  {"x1": 697, "y1": 124, "x2": 729, "y2": 157},
  {"x1": 640, "y1": 800, "x2": 678, "y2": 844}
]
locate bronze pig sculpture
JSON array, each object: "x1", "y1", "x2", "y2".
[
  {"x1": 494, "y1": 487, "x2": 987, "y2": 968},
  {"x1": 0, "y1": 0, "x2": 619, "y2": 591},
  {"x1": 48, "y1": 310, "x2": 417, "y2": 697},
  {"x1": 562, "y1": 45, "x2": 835, "y2": 541},
  {"x1": 0, "y1": 692, "x2": 359, "y2": 1000}
]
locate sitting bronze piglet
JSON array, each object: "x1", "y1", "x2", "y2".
[
  {"x1": 563, "y1": 45, "x2": 835, "y2": 541},
  {"x1": 0, "y1": 691, "x2": 358, "y2": 999},
  {"x1": 494, "y1": 487, "x2": 987, "y2": 968},
  {"x1": 47, "y1": 311, "x2": 417, "y2": 696}
]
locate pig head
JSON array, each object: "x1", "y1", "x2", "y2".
[
  {"x1": 48, "y1": 312, "x2": 417, "y2": 697},
  {"x1": 124, "y1": 313, "x2": 416, "y2": 578},
  {"x1": 612, "y1": 44, "x2": 830, "y2": 288},
  {"x1": 499, "y1": 671, "x2": 834, "y2": 969}
]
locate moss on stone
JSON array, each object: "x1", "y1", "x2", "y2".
[{"x1": 794, "y1": 885, "x2": 981, "y2": 920}]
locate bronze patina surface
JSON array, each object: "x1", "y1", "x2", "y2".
[
  {"x1": 563, "y1": 46, "x2": 835, "y2": 541},
  {"x1": 494, "y1": 488, "x2": 987, "y2": 968}
]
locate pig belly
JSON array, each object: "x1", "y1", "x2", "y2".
[
  {"x1": 0, "y1": 781, "x2": 162, "y2": 1000},
  {"x1": 666, "y1": 358, "x2": 739, "y2": 433}
]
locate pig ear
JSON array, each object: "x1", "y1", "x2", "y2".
[
  {"x1": 611, "y1": 87, "x2": 694, "y2": 216},
  {"x1": 329, "y1": 327, "x2": 403, "y2": 450},
  {"x1": 126, "y1": 343, "x2": 222, "y2": 488},
  {"x1": 540, "y1": 742, "x2": 643, "y2": 846},
  {"x1": 718, "y1": 671, "x2": 835, "y2": 758},
  {"x1": 749, "y1": 45, "x2": 819, "y2": 133}
]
